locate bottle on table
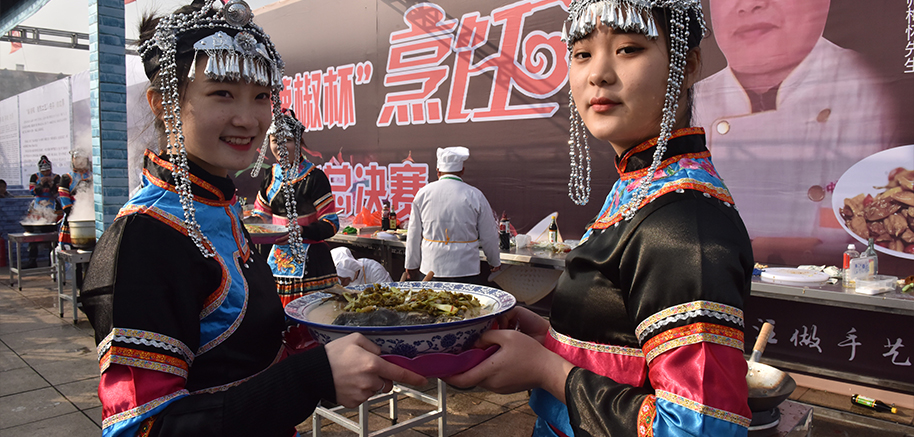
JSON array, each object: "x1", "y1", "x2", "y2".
[
  {"x1": 842, "y1": 244, "x2": 860, "y2": 288},
  {"x1": 381, "y1": 200, "x2": 391, "y2": 230},
  {"x1": 388, "y1": 209, "x2": 398, "y2": 230},
  {"x1": 860, "y1": 237, "x2": 878, "y2": 278},
  {"x1": 499, "y1": 212, "x2": 511, "y2": 250},
  {"x1": 548, "y1": 216, "x2": 558, "y2": 243},
  {"x1": 851, "y1": 394, "x2": 897, "y2": 414}
]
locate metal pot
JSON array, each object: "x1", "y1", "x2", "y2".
[
  {"x1": 747, "y1": 323, "x2": 797, "y2": 412},
  {"x1": 69, "y1": 219, "x2": 96, "y2": 248},
  {"x1": 20, "y1": 221, "x2": 58, "y2": 234}
]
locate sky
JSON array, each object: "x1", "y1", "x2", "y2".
[{"x1": 0, "y1": 0, "x2": 277, "y2": 75}]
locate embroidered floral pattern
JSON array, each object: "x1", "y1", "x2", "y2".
[
  {"x1": 101, "y1": 390, "x2": 188, "y2": 430},
  {"x1": 656, "y1": 390, "x2": 751, "y2": 428},
  {"x1": 638, "y1": 395, "x2": 657, "y2": 437},
  {"x1": 642, "y1": 323, "x2": 745, "y2": 364},
  {"x1": 550, "y1": 327, "x2": 644, "y2": 357},
  {"x1": 635, "y1": 301, "x2": 744, "y2": 341},
  {"x1": 101, "y1": 346, "x2": 189, "y2": 378},
  {"x1": 97, "y1": 328, "x2": 194, "y2": 362}
]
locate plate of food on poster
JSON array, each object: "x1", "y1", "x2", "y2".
[{"x1": 833, "y1": 145, "x2": 914, "y2": 260}]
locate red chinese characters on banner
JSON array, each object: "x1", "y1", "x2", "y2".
[
  {"x1": 281, "y1": 63, "x2": 372, "y2": 131},
  {"x1": 322, "y1": 161, "x2": 429, "y2": 219},
  {"x1": 323, "y1": 162, "x2": 353, "y2": 215},
  {"x1": 377, "y1": 3, "x2": 457, "y2": 126},
  {"x1": 378, "y1": 0, "x2": 568, "y2": 127},
  {"x1": 355, "y1": 163, "x2": 389, "y2": 216},
  {"x1": 389, "y1": 161, "x2": 428, "y2": 218}
]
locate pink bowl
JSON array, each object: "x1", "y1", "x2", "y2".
[{"x1": 381, "y1": 345, "x2": 499, "y2": 378}]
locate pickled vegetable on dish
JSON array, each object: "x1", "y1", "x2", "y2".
[{"x1": 330, "y1": 284, "x2": 484, "y2": 326}]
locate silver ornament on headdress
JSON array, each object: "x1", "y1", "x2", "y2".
[
  {"x1": 224, "y1": 0, "x2": 253, "y2": 27},
  {"x1": 563, "y1": 0, "x2": 706, "y2": 216},
  {"x1": 137, "y1": 0, "x2": 286, "y2": 258}
]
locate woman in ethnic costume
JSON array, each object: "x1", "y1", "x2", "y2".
[
  {"x1": 80, "y1": 2, "x2": 424, "y2": 436},
  {"x1": 444, "y1": 1, "x2": 754, "y2": 436},
  {"x1": 58, "y1": 149, "x2": 93, "y2": 250},
  {"x1": 251, "y1": 111, "x2": 339, "y2": 307}
]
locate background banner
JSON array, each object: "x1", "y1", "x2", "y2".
[
  {"x1": 2, "y1": 0, "x2": 912, "y2": 275},
  {"x1": 16, "y1": 77, "x2": 71, "y2": 186},
  {"x1": 247, "y1": 0, "x2": 914, "y2": 272},
  {"x1": 0, "y1": 96, "x2": 20, "y2": 186}
]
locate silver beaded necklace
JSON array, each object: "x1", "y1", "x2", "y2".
[
  {"x1": 563, "y1": 0, "x2": 706, "y2": 218},
  {"x1": 137, "y1": 0, "x2": 285, "y2": 258}
]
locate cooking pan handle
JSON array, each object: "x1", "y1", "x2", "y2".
[{"x1": 751, "y1": 322, "x2": 774, "y2": 362}]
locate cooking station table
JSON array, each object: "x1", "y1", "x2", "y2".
[
  {"x1": 55, "y1": 248, "x2": 92, "y2": 324},
  {"x1": 327, "y1": 232, "x2": 914, "y2": 396},
  {"x1": 7, "y1": 232, "x2": 58, "y2": 291}
]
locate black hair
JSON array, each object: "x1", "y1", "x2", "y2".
[{"x1": 138, "y1": 0, "x2": 209, "y2": 149}]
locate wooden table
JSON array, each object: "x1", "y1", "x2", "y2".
[{"x1": 7, "y1": 232, "x2": 57, "y2": 291}]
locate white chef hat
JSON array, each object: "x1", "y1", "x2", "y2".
[
  {"x1": 436, "y1": 146, "x2": 470, "y2": 172},
  {"x1": 331, "y1": 246, "x2": 360, "y2": 281}
]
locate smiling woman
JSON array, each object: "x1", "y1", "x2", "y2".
[
  {"x1": 78, "y1": 1, "x2": 426, "y2": 437},
  {"x1": 171, "y1": 68, "x2": 273, "y2": 177}
]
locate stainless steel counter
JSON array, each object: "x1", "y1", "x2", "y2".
[
  {"x1": 326, "y1": 234, "x2": 568, "y2": 269},
  {"x1": 750, "y1": 278, "x2": 914, "y2": 316},
  {"x1": 329, "y1": 233, "x2": 914, "y2": 313}
]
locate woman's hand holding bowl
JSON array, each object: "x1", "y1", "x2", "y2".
[
  {"x1": 444, "y1": 308, "x2": 573, "y2": 403},
  {"x1": 324, "y1": 333, "x2": 427, "y2": 408}
]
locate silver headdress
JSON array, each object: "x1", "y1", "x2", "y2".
[
  {"x1": 259, "y1": 114, "x2": 308, "y2": 265},
  {"x1": 137, "y1": 0, "x2": 285, "y2": 258},
  {"x1": 563, "y1": 0, "x2": 706, "y2": 218}
]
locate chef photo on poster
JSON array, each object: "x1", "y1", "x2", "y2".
[{"x1": 692, "y1": 0, "x2": 913, "y2": 267}]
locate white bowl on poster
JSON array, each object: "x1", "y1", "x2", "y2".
[{"x1": 831, "y1": 145, "x2": 914, "y2": 260}]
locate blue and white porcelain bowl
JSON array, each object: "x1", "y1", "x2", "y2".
[{"x1": 285, "y1": 281, "x2": 516, "y2": 358}]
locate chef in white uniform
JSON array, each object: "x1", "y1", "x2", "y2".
[
  {"x1": 405, "y1": 146, "x2": 501, "y2": 282},
  {"x1": 693, "y1": 0, "x2": 897, "y2": 263},
  {"x1": 331, "y1": 246, "x2": 392, "y2": 286}
]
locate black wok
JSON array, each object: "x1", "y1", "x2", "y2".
[
  {"x1": 747, "y1": 323, "x2": 797, "y2": 412},
  {"x1": 20, "y1": 221, "x2": 59, "y2": 233}
]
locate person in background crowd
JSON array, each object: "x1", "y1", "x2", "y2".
[
  {"x1": 58, "y1": 149, "x2": 93, "y2": 249},
  {"x1": 444, "y1": 1, "x2": 754, "y2": 436},
  {"x1": 0, "y1": 179, "x2": 11, "y2": 198},
  {"x1": 26, "y1": 155, "x2": 61, "y2": 268},
  {"x1": 80, "y1": 1, "x2": 424, "y2": 436},
  {"x1": 693, "y1": 0, "x2": 895, "y2": 262},
  {"x1": 251, "y1": 110, "x2": 340, "y2": 307},
  {"x1": 404, "y1": 146, "x2": 501, "y2": 283},
  {"x1": 331, "y1": 246, "x2": 392, "y2": 286}
]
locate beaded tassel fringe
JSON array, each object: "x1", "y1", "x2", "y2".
[{"x1": 568, "y1": 91, "x2": 591, "y2": 206}]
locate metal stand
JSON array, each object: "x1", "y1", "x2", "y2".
[
  {"x1": 313, "y1": 379, "x2": 447, "y2": 437},
  {"x1": 7, "y1": 232, "x2": 57, "y2": 290},
  {"x1": 55, "y1": 248, "x2": 92, "y2": 323}
]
